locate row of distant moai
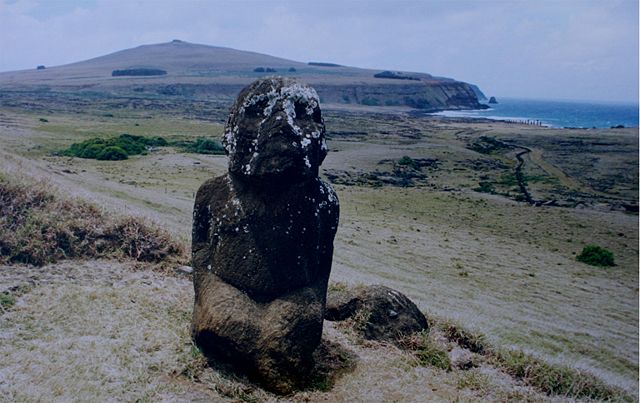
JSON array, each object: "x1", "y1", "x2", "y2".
[{"x1": 191, "y1": 77, "x2": 339, "y2": 393}]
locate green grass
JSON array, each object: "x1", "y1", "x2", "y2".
[
  {"x1": 0, "y1": 292, "x2": 16, "y2": 310},
  {"x1": 397, "y1": 331, "x2": 452, "y2": 371}
]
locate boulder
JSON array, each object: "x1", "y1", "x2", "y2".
[
  {"x1": 191, "y1": 77, "x2": 339, "y2": 394},
  {"x1": 326, "y1": 285, "x2": 428, "y2": 341}
]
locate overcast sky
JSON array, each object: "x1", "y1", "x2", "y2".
[{"x1": 0, "y1": 0, "x2": 638, "y2": 103}]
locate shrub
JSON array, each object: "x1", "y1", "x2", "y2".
[
  {"x1": 179, "y1": 138, "x2": 225, "y2": 155},
  {"x1": 80, "y1": 143, "x2": 106, "y2": 159},
  {"x1": 397, "y1": 156, "x2": 419, "y2": 170},
  {"x1": 576, "y1": 245, "x2": 615, "y2": 267},
  {"x1": 112, "y1": 68, "x2": 167, "y2": 77},
  {"x1": 474, "y1": 181, "x2": 495, "y2": 194},
  {"x1": 373, "y1": 71, "x2": 420, "y2": 81},
  {"x1": 96, "y1": 146, "x2": 128, "y2": 161},
  {"x1": 468, "y1": 136, "x2": 511, "y2": 154},
  {"x1": 61, "y1": 134, "x2": 167, "y2": 160}
]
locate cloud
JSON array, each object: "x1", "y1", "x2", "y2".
[{"x1": 0, "y1": 0, "x2": 637, "y2": 102}]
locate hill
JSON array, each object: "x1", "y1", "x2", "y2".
[{"x1": 0, "y1": 40, "x2": 487, "y2": 111}]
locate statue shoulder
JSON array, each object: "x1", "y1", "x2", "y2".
[{"x1": 195, "y1": 175, "x2": 231, "y2": 206}]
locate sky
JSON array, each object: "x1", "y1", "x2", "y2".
[{"x1": 0, "y1": 0, "x2": 638, "y2": 103}]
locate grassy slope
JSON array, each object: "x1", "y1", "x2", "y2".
[{"x1": 0, "y1": 106, "x2": 637, "y2": 400}]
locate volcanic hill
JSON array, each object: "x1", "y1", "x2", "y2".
[{"x1": 0, "y1": 40, "x2": 487, "y2": 112}]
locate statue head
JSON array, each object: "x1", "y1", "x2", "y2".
[{"x1": 223, "y1": 77, "x2": 327, "y2": 184}]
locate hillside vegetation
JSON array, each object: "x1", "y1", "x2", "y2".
[
  {"x1": 0, "y1": 173, "x2": 186, "y2": 266},
  {"x1": 61, "y1": 134, "x2": 168, "y2": 160}
]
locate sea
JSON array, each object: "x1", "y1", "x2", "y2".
[{"x1": 431, "y1": 97, "x2": 639, "y2": 129}]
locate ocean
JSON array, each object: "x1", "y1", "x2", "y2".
[{"x1": 432, "y1": 97, "x2": 639, "y2": 129}]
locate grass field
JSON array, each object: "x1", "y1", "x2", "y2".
[{"x1": 0, "y1": 100, "x2": 637, "y2": 400}]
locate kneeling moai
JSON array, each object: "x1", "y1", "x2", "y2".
[{"x1": 191, "y1": 77, "x2": 339, "y2": 393}]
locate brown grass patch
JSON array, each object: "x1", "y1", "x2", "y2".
[{"x1": 0, "y1": 172, "x2": 187, "y2": 266}]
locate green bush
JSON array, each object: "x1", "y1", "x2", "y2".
[
  {"x1": 397, "y1": 155, "x2": 419, "y2": 170},
  {"x1": 474, "y1": 181, "x2": 495, "y2": 194},
  {"x1": 576, "y1": 245, "x2": 615, "y2": 267},
  {"x1": 96, "y1": 146, "x2": 128, "y2": 161},
  {"x1": 80, "y1": 142, "x2": 106, "y2": 159},
  {"x1": 179, "y1": 137, "x2": 225, "y2": 155},
  {"x1": 61, "y1": 134, "x2": 167, "y2": 160}
]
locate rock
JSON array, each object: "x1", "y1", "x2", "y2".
[
  {"x1": 488, "y1": 96, "x2": 498, "y2": 104},
  {"x1": 448, "y1": 346, "x2": 475, "y2": 370},
  {"x1": 191, "y1": 77, "x2": 339, "y2": 394},
  {"x1": 325, "y1": 285, "x2": 428, "y2": 341}
]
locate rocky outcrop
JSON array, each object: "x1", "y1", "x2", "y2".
[
  {"x1": 315, "y1": 81, "x2": 488, "y2": 111},
  {"x1": 469, "y1": 84, "x2": 487, "y2": 101},
  {"x1": 325, "y1": 284, "x2": 428, "y2": 340},
  {"x1": 488, "y1": 96, "x2": 498, "y2": 104},
  {"x1": 191, "y1": 77, "x2": 339, "y2": 394}
]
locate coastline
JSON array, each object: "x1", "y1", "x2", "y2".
[{"x1": 426, "y1": 97, "x2": 640, "y2": 129}]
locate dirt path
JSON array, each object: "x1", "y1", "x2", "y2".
[{"x1": 513, "y1": 146, "x2": 534, "y2": 204}]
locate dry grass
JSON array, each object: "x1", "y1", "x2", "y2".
[
  {"x1": 1, "y1": 258, "x2": 632, "y2": 402},
  {"x1": 0, "y1": 173, "x2": 187, "y2": 267},
  {"x1": 493, "y1": 349, "x2": 632, "y2": 402},
  {"x1": 433, "y1": 317, "x2": 634, "y2": 401},
  {"x1": 0, "y1": 261, "x2": 197, "y2": 402}
]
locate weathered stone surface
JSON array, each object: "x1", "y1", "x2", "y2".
[
  {"x1": 325, "y1": 284, "x2": 428, "y2": 341},
  {"x1": 191, "y1": 77, "x2": 339, "y2": 394}
]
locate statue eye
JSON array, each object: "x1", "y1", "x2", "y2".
[
  {"x1": 312, "y1": 107, "x2": 322, "y2": 124},
  {"x1": 294, "y1": 102, "x2": 307, "y2": 118},
  {"x1": 245, "y1": 98, "x2": 268, "y2": 115}
]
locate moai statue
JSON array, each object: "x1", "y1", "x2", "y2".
[{"x1": 191, "y1": 77, "x2": 339, "y2": 393}]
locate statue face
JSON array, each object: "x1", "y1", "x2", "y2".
[{"x1": 223, "y1": 78, "x2": 327, "y2": 183}]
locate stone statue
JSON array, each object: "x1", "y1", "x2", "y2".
[{"x1": 191, "y1": 77, "x2": 339, "y2": 393}]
